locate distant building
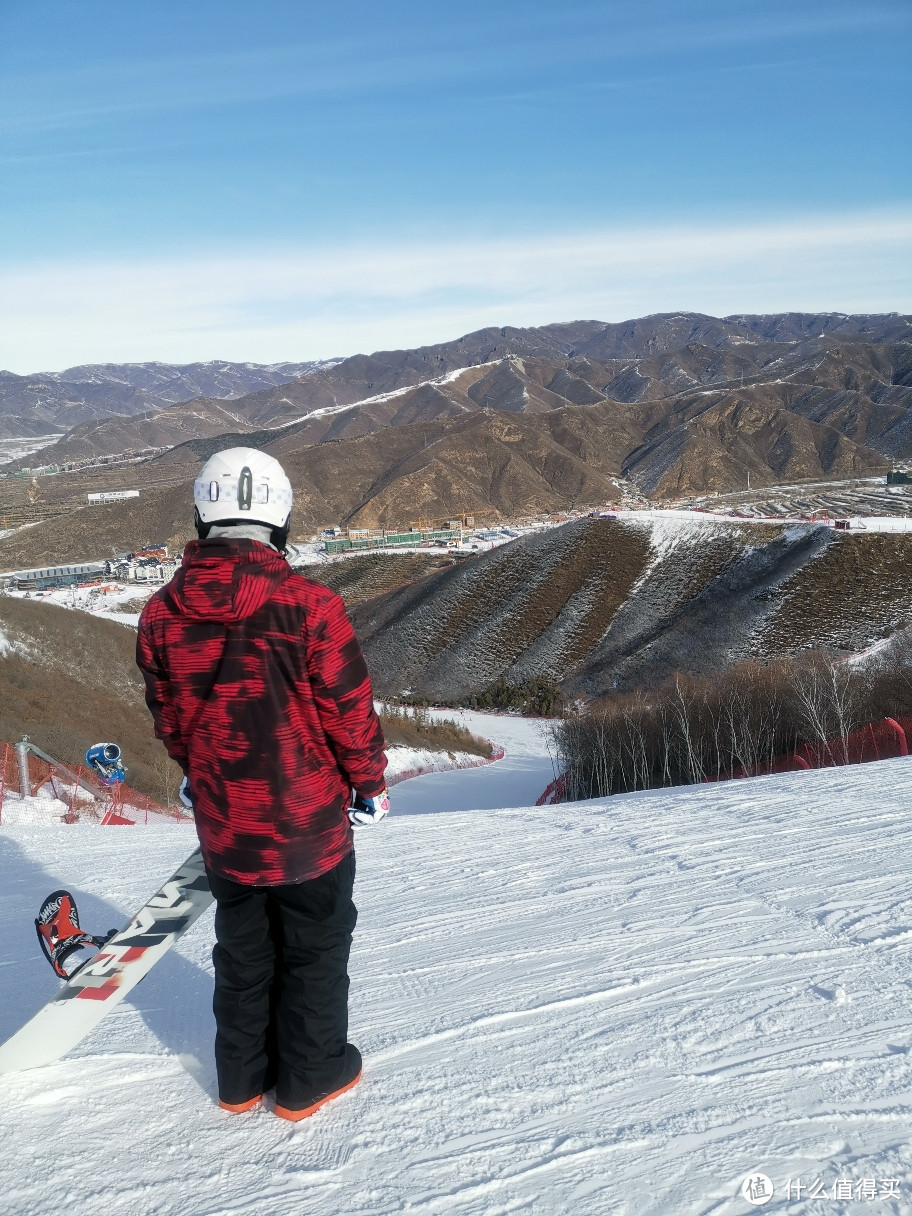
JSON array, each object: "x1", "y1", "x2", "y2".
[
  {"x1": 10, "y1": 561, "x2": 108, "y2": 591},
  {"x1": 87, "y1": 490, "x2": 140, "y2": 504},
  {"x1": 113, "y1": 553, "x2": 177, "y2": 584}
]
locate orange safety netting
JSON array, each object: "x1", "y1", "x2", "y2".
[
  {"x1": 0, "y1": 743, "x2": 191, "y2": 827},
  {"x1": 706, "y1": 715, "x2": 912, "y2": 783}
]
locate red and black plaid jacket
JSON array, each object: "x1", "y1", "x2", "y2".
[{"x1": 136, "y1": 538, "x2": 387, "y2": 885}]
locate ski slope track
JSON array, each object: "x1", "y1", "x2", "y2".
[{"x1": 2, "y1": 736, "x2": 912, "y2": 1212}]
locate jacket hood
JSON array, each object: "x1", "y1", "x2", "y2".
[{"x1": 164, "y1": 538, "x2": 293, "y2": 623}]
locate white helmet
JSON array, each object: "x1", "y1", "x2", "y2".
[{"x1": 194, "y1": 447, "x2": 293, "y2": 529}]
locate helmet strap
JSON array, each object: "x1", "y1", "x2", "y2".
[
  {"x1": 269, "y1": 518, "x2": 290, "y2": 554},
  {"x1": 194, "y1": 507, "x2": 213, "y2": 539}
]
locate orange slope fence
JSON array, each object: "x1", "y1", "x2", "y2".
[
  {"x1": 0, "y1": 741, "x2": 191, "y2": 827},
  {"x1": 704, "y1": 715, "x2": 911, "y2": 783}
]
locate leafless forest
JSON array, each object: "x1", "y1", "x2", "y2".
[{"x1": 551, "y1": 637, "x2": 912, "y2": 800}]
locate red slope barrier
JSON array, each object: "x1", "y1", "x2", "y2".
[
  {"x1": 0, "y1": 743, "x2": 190, "y2": 826},
  {"x1": 387, "y1": 744, "x2": 505, "y2": 788},
  {"x1": 706, "y1": 715, "x2": 911, "y2": 783},
  {"x1": 537, "y1": 716, "x2": 911, "y2": 804}
]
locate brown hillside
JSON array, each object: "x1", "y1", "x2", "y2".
[
  {"x1": 9, "y1": 316, "x2": 910, "y2": 515},
  {"x1": 754, "y1": 534, "x2": 912, "y2": 654},
  {"x1": 0, "y1": 405, "x2": 640, "y2": 568},
  {"x1": 299, "y1": 553, "x2": 457, "y2": 604},
  {"x1": 349, "y1": 517, "x2": 912, "y2": 702},
  {"x1": 0, "y1": 596, "x2": 183, "y2": 802},
  {"x1": 0, "y1": 481, "x2": 196, "y2": 568},
  {"x1": 22, "y1": 397, "x2": 258, "y2": 466},
  {"x1": 139, "y1": 335, "x2": 912, "y2": 503}
]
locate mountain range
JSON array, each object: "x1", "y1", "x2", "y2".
[
  {"x1": 1, "y1": 312, "x2": 911, "y2": 566},
  {"x1": 0, "y1": 359, "x2": 330, "y2": 439}
]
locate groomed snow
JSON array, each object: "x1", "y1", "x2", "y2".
[
  {"x1": 2, "y1": 756, "x2": 912, "y2": 1213},
  {"x1": 617, "y1": 509, "x2": 912, "y2": 534},
  {"x1": 390, "y1": 709, "x2": 555, "y2": 814}
]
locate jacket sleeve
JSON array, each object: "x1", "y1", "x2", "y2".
[
  {"x1": 304, "y1": 591, "x2": 387, "y2": 796},
  {"x1": 136, "y1": 609, "x2": 190, "y2": 773}
]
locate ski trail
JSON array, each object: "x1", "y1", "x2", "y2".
[{"x1": 2, "y1": 757, "x2": 912, "y2": 1212}]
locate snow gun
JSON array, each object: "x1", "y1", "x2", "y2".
[{"x1": 85, "y1": 743, "x2": 126, "y2": 786}]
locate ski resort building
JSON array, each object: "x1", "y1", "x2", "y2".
[
  {"x1": 325, "y1": 527, "x2": 464, "y2": 554},
  {"x1": 5, "y1": 561, "x2": 109, "y2": 592}
]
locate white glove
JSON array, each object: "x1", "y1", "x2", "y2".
[
  {"x1": 348, "y1": 789, "x2": 390, "y2": 827},
  {"x1": 179, "y1": 776, "x2": 194, "y2": 809}
]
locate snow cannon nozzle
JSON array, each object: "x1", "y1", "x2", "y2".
[{"x1": 85, "y1": 742, "x2": 126, "y2": 785}]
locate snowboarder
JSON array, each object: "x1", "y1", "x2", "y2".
[{"x1": 136, "y1": 447, "x2": 389, "y2": 1121}]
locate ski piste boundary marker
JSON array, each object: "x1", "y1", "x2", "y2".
[{"x1": 0, "y1": 847, "x2": 212, "y2": 1074}]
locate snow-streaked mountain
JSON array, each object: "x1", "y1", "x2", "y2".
[
  {"x1": 48, "y1": 359, "x2": 336, "y2": 403},
  {"x1": 349, "y1": 515, "x2": 912, "y2": 700},
  {"x1": 0, "y1": 360, "x2": 336, "y2": 438},
  {"x1": 1, "y1": 714, "x2": 911, "y2": 1214},
  {"x1": 5, "y1": 314, "x2": 911, "y2": 486}
]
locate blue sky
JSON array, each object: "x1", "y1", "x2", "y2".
[{"x1": 0, "y1": 0, "x2": 909, "y2": 369}]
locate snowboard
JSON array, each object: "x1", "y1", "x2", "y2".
[{"x1": 0, "y1": 847, "x2": 213, "y2": 1074}]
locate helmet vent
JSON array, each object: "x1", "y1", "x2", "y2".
[
  {"x1": 209, "y1": 481, "x2": 219, "y2": 501},
  {"x1": 238, "y1": 467, "x2": 253, "y2": 512}
]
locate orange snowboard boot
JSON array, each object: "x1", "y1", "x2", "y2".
[
  {"x1": 274, "y1": 1044, "x2": 362, "y2": 1122},
  {"x1": 218, "y1": 1095, "x2": 262, "y2": 1114}
]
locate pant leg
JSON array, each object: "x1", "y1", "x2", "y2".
[
  {"x1": 268, "y1": 850, "x2": 357, "y2": 1108},
  {"x1": 207, "y1": 869, "x2": 277, "y2": 1105}
]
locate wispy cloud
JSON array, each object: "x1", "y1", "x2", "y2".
[
  {"x1": 1, "y1": 210, "x2": 909, "y2": 371},
  {"x1": 1, "y1": 3, "x2": 903, "y2": 135}
]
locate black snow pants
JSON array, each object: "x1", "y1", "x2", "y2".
[{"x1": 206, "y1": 850, "x2": 357, "y2": 1109}]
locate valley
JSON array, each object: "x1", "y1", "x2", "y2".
[{"x1": 2, "y1": 310, "x2": 912, "y2": 722}]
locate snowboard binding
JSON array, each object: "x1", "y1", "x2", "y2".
[{"x1": 35, "y1": 890, "x2": 114, "y2": 980}]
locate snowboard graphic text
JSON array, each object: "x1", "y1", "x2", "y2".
[{"x1": 59, "y1": 868, "x2": 209, "y2": 1002}]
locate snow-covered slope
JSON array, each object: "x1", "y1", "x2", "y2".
[
  {"x1": 390, "y1": 709, "x2": 555, "y2": 813},
  {"x1": 2, "y1": 756, "x2": 912, "y2": 1214}
]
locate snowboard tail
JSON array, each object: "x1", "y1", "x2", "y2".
[{"x1": 0, "y1": 847, "x2": 213, "y2": 1073}]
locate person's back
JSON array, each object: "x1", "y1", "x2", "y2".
[
  {"x1": 136, "y1": 447, "x2": 389, "y2": 1119},
  {"x1": 139, "y1": 535, "x2": 385, "y2": 884}
]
